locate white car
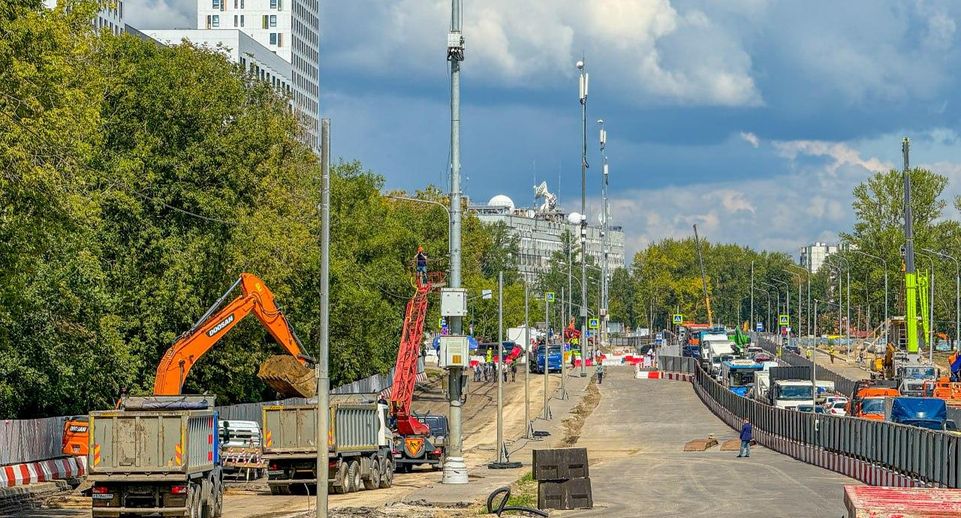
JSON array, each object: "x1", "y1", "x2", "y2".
[
  {"x1": 821, "y1": 395, "x2": 848, "y2": 408},
  {"x1": 825, "y1": 401, "x2": 848, "y2": 416}
]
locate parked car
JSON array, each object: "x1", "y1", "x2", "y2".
[
  {"x1": 821, "y1": 395, "x2": 848, "y2": 408},
  {"x1": 796, "y1": 404, "x2": 826, "y2": 414},
  {"x1": 825, "y1": 401, "x2": 848, "y2": 416}
]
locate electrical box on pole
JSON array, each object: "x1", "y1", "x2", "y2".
[{"x1": 441, "y1": 288, "x2": 467, "y2": 317}]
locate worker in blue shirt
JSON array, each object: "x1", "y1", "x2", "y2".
[{"x1": 738, "y1": 418, "x2": 753, "y2": 458}]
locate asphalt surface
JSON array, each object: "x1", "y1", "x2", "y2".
[{"x1": 561, "y1": 366, "x2": 855, "y2": 518}]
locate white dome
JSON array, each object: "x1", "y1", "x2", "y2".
[
  {"x1": 488, "y1": 195, "x2": 514, "y2": 211},
  {"x1": 567, "y1": 212, "x2": 583, "y2": 224}
]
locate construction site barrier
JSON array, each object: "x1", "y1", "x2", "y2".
[{"x1": 677, "y1": 355, "x2": 961, "y2": 488}]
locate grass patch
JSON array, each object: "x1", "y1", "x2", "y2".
[{"x1": 474, "y1": 471, "x2": 538, "y2": 515}]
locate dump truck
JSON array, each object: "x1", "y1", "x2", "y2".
[
  {"x1": 262, "y1": 398, "x2": 393, "y2": 495},
  {"x1": 87, "y1": 396, "x2": 222, "y2": 518}
]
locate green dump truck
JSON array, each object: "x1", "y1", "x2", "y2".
[{"x1": 87, "y1": 396, "x2": 222, "y2": 518}]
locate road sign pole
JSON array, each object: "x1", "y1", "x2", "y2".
[{"x1": 543, "y1": 293, "x2": 551, "y2": 419}]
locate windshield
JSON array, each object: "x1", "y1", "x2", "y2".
[
  {"x1": 418, "y1": 416, "x2": 448, "y2": 436},
  {"x1": 904, "y1": 367, "x2": 937, "y2": 379},
  {"x1": 906, "y1": 420, "x2": 943, "y2": 430},
  {"x1": 778, "y1": 385, "x2": 813, "y2": 400},
  {"x1": 729, "y1": 371, "x2": 757, "y2": 386},
  {"x1": 861, "y1": 398, "x2": 884, "y2": 414},
  {"x1": 833, "y1": 402, "x2": 846, "y2": 409}
]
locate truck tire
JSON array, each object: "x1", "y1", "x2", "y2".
[
  {"x1": 188, "y1": 484, "x2": 202, "y2": 518},
  {"x1": 363, "y1": 458, "x2": 380, "y2": 490},
  {"x1": 346, "y1": 460, "x2": 361, "y2": 493},
  {"x1": 332, "y1": 462, "x2": 349, "y2": 494},
  {"x1": 378, "y1": 458, "x2": 393, "y2": 489}
]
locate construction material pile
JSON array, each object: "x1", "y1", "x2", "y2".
[{"x1": 257, "y1": 355, "x2": 316, "y2": 398}]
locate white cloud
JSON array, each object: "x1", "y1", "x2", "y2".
[
  {"x1": 739, "y1": 131, "x2": 760, "y2": 148},
  {"x1": 124, "y1": 0, "x2": 195, "y2": 30},
  {"x1": 772, "y1": 140, "x2": 894, "y2": 175}
]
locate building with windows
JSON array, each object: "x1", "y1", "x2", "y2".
[
  {"x1": 44, "y1": 0, "x2": 125, "y2": 35},
  {"x1": 470, "y1": 191, "x2": 626, "y2": 284},
  {"x1": 800, "y1": 242, "x2": 838, "y2": 272},
  {"x1": 142, "y1": 29, "x2": 292, "y2": 97},
  {"x1": 196, "y1": 0, "x2": 319, "y2": 148}
]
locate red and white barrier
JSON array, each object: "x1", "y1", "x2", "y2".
[
  {"x1": 635, "y1": 370, "x2": 660, "y2": 379},
  {"x1": 0, "y1": 456, "x2": 87, "y2": 487}
]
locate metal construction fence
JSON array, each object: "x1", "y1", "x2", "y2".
[
  {"x1": 656, "y1": 353, "x2": 961, "y2": 488},
  {"x1": 1, "y1": 359, "x2": 424, "y2": 466},
  {"x1": 754, "y1": 335, "x2": 858, "y2": 396},
  {"x1": 658, "y1": 355, "x2": 697, "y2": 374}
]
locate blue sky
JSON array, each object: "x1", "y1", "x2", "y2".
[{"x1": 127, "y1": 0, "x2": 961, "y2": 262}]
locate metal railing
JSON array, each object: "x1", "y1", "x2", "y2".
[
  {"x1": 659, "y1": 353, "x2": 961, "y2": 488},
  {"x1": 658, "y1": 355, "x2": 697, "y2": 374}
]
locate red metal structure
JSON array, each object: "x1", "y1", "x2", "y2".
[{"x1": 389, "y1": 275, "x2": 433, "y2": 436}]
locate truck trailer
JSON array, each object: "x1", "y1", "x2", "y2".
[
  {"x1": 87, "y1": 396, "x2": 222, "y2": 518},
  {"x1": 262, "y1": 399, "x2": 393, "y2": 495}
]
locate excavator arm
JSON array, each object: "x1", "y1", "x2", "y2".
[
  {"x1": 389, "y1": 278, "x2": 432, "y2": 437},
  {"x1": 154, "y1": 273, "x2": 313, "y2": 396}
]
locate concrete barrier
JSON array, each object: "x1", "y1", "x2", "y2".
[{"x1": 0, "y1": 456, "x2": 86, "y2": 488}]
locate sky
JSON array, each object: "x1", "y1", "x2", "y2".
[{"x1": 124, "y1": 0, "x2": 961, "y2": 263}]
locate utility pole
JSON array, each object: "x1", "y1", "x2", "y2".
[
  {"x1": 442, "y1": 0, "x2": 468, "y2": 485},
  {"x1": 496, "y1": 271, "x2": 504, "y2": 464},
  {"x1": 543, "y1": 292, "x2": 550, "y2": 419},
  {"x1": 560, "y1": 288, "x2": 567, "y2": 399},
  {"x1": 577, "y1": 58, "x2": 589, "y2": 378},
  {"x1": 524, "y1": 283, "x2": 531, "y2": 438},
  {"x1": 598, "y1": 119, "x2": 609, "y2": 357},
  {"x1": 315, "y1": 118, "x2": 331, "y2": 518},
  {"x1": 903, "y1": 137, "x2": 920, "y2": 358},
  {"x1": 750, "y1": 261, "x2": 754, "y2": 331}
]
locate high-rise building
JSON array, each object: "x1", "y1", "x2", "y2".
[
  {"x1": 800, "y1": 242, "x2": 838, "y2": 272},
  {"x1": 196, "y1": 0, "x2": 319, "y2": 148}
]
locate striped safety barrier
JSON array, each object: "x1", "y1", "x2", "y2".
[{"x1": 0, "y1": 456, "x2": 86, "y2": 488}]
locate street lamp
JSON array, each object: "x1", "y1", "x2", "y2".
[
  {"x1": 753, "y1": 287, "x2": 773, "y2": 334},
  {"x1": 576, "y1": 58, "x2": 590, "y2": 380},
  {"x1": 785, "y1": 266, "x2": 807, "y2": 341},
  {"x1": 850, "y1": 249, "x2": 888, "y2": 346},
  {"x1": 826, "y1": 254, "x2": 851, "y2": 353},
  {"x1": 597, "y1": 118, "x2": 610, "y2": 358},
  {"x1": 386, "y1": 195, "x2": 451, "y2": 248},
  {"x1": 924, "y1": 248, "x2": 959, "y2": 353}
]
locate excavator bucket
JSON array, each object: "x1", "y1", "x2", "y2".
[{"x1": 257, "y1": 355, "x2": 316, "y2": 398}]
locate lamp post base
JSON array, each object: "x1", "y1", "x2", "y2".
[{"x1": 441, "y1": 457, "x2": 469, "y2": 484}]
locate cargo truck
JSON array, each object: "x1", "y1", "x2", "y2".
[
  {"x1": 87, "y1": 396, "x2": 222, "y2": 518},
  {"x1": 262, "y1": 399, "x2": 393, "y2": 495},
  {"x1": 883, "y1": 397, "x2": 958, "y2": 431}
]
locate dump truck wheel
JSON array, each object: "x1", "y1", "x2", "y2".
[
  {"x1": 333, "y1": 462, "x2": 349, "y2": 494},
  {"x1": 346, "y1": 460, "x2": 361, "y2": 493},
  {"x1": 379, "y1": 458, "x2": 393, "y2": 488},
  {"x1": 364, "y1": 458, "x2": 380, "y2": 490},
  {"x1": 268, "y1": 484, "x2": 290, "y2": 495}
]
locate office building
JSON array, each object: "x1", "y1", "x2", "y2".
[
  {"x1": 471, "y1": 187, "x2": 626, "y2": 284},
  {"x1": 196, "y1": 0, "x2": 319, "y2": 148},
  {"x1": 44, "y1": 0, "x2": 125, "y2": 35}
]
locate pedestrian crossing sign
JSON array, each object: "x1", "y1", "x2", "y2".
[
  {"x1": 672, "y1": 314, "x2": 683, "y2": 324},
  {"x1": 589, "y1": 318, "x2": 599, "y2": 329},
  {"x1": 779, "y1": 314, "x2": 789, "y2": 326},
  {"x1": 546, "y1": 292, "x2": 556, "y2": 303}
]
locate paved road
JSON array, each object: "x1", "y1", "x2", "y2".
[{"x1": 561, "y1": 366, "x2": 855, "y2": 517}]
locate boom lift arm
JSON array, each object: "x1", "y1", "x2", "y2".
[
  {"x1": 389, "y1": 276, "x2": 432, "y2": 437},
  {"x1": 154, "y1": 273, "x2": 313, "y2": 396}
]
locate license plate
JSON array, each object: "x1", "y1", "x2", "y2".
[{"x1": 92, "y1": 494, "x2": 113, "y2": 500}]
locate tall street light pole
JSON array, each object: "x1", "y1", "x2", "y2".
[
  {"x1": 597, "y1": 119, "x2": 609, "y2": 355},
  {"x1": 543, "y1": 292, "x2": 550, "y2": 419},
  {"x1": 750, "y1": 261, "x2": 755, "y2": 332},
  {"x1": 315, "y1": 118, "x2": 331, "y2": 518},
  {"x1": 926, "y1": 249, "x2": 960, "y2": 352},
  {"x1": 524, "y1": 282, "x2": 531, "y2": 438},
  {"x1": 577, "y1": 59, "x2": 589, "y2": 378},
  {"x1": 442, "y1": 0, "x2": 468, "y2": 485}
]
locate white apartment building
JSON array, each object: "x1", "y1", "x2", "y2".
[
  {"x1": 471, "y1": 194, "x2": 626, "y2": 284},
  {"x1": 44, "y1": 0, "x2": 124, "y2": 35},
  {"x1": 196, "y1": 0, "x2": 319, "y2": 148},
  {"x1": 800, "y1": 242, "x2": 838, "y2": 272},
  {"x1": 143, "y1": 29, "x2": 291, "y2": 96}
]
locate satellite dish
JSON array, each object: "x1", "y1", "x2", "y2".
[{"x1": 567, "y1": 212, "x2": 582, "y2": 224}]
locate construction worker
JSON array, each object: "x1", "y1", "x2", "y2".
[
  {"x1": 415, "y1": 246, "x2": 428, "y2": 284},
  {"x1": 737, "y1": 418, "x2": 753, "y2": 458}
]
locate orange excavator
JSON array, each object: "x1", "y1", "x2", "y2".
[
  {"x1": 154, "y1": 272, "x2": 314, "y2": 396},
  {"x1": 63, "y1": 273, "x2": 313, "y2": 456}
]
